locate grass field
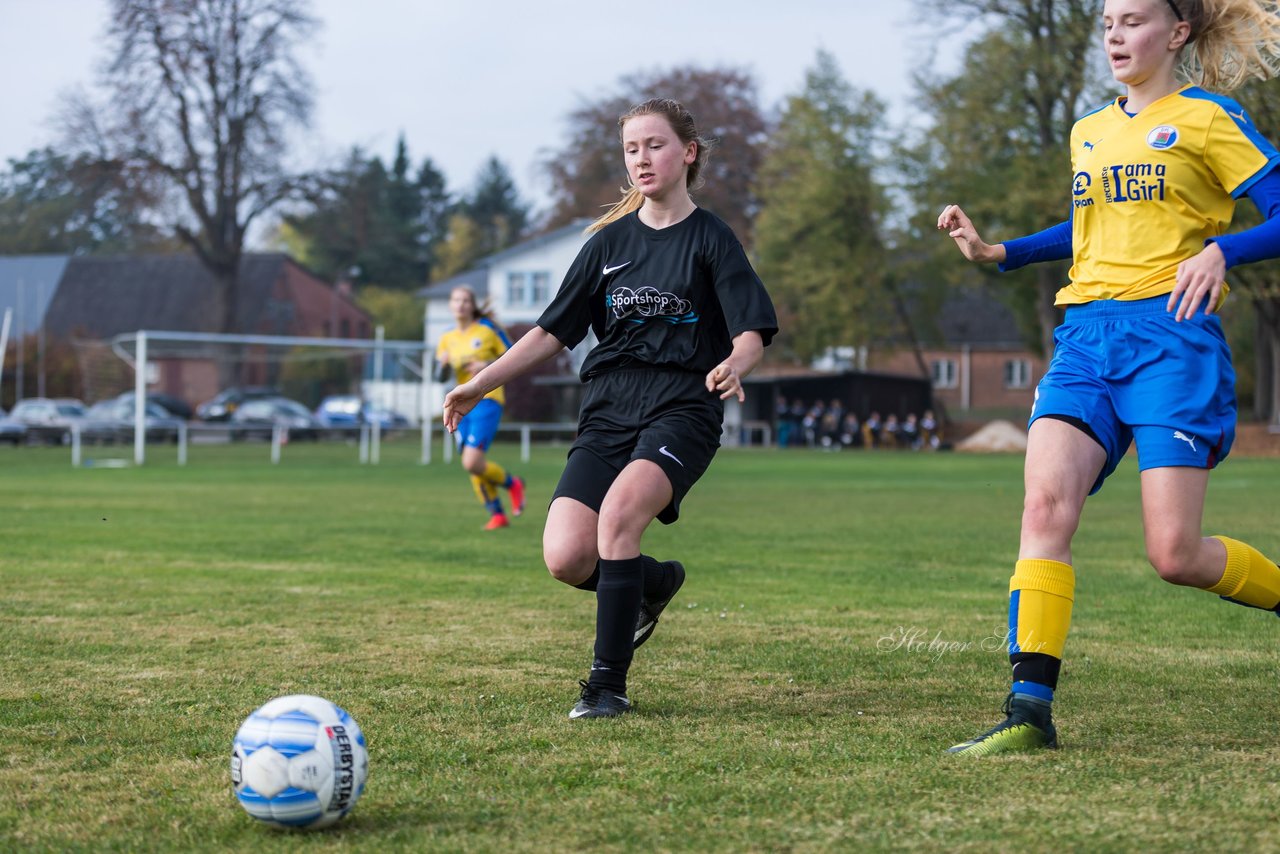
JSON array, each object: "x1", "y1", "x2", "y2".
[{"x1": 3, "y1": 440, "x2": 1280, "y2": 852}]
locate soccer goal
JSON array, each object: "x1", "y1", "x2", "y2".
[{"x1": 109, "y1": 328, "x2": 434, "y2": 465}]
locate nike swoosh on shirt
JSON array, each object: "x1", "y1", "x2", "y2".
[
  {"x1": 602, "y1": 261, "x2": 632, "y2": 275},
  {"x1": 658, "y1": 445, "x2": 684, "y2": 467}
]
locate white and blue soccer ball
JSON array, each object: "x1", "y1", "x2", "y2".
[{"x1": 231, "y1": 694, "x2": 368, "y2": 829}]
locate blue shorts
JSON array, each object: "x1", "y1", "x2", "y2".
[
  {"x1": 1029, "y1": 295, "x2": 1236, "y2": 494},
  {"x1": 456, "y1": 399, "x2": 503, "y2": 451}
]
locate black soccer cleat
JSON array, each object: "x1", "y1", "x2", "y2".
[
  {"x1": 568, "y1": 680, "x2": 632, "y2": 720},
  {"x1": 634, "y1": 561, "x2": 686, "y2": 649}
]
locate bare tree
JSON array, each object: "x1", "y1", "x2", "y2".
[{"x1": 66, "y1": 0, "x2": 316, "y2": 337}]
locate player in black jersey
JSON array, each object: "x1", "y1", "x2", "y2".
[{"x1": 444, "y1": 98, "x2": 777, "y2": 719}]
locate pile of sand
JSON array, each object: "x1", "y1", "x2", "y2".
[{"x1": 956, "y1": 420, "x2": 1028, "y2": 453}]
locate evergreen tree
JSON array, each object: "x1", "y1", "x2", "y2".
[
  {"x1": 433, "y1": 157, "x2": 528, "y2": 278},
  {"x1": 284, "y1": 137, "x2": 451, "y2": 289}
]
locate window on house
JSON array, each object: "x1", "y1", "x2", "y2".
[
  {"x1": 507, "y1": 272, "x2": 527, "y2": 305},
  {"x1": 507, "y1": 271, "x2": 552, "y2": 306},
  {"x1": 1004, "y1": 358, "x2": 1032, "y2": 389},
  {"x1": 931, "y1": 358, "x2": 958, "y2": 389},
  {"x1": 530, "y1": 271, "x2": 551, "y2": 304}
]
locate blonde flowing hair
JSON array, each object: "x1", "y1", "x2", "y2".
[
  {"x1": 587, "y1": 98, "x2": 714, "y2": 234},
  {"x1": 1169, "y1": 0, "x2": 1280, "y2": 90}
]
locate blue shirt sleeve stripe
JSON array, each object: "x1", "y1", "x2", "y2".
[{"x1": 478, "y1": 317, "x2": 512, "y2": 348}]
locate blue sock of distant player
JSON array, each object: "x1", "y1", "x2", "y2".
[{"x1": 589, "y1": 556, "x2": 644, "y2": 693}]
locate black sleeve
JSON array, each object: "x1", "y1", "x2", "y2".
[
  {"x1": 537, "y1": 237, "x2": 599, "y2": 349},
  {"x1": 711, "y1": 229, "x2": 778, "y2": 347}
]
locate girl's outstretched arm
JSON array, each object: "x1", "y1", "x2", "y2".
[{"x1": 443, "y1": 327, "x2": 566, "y2": 432}]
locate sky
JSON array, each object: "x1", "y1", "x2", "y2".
[{"x1": 0, "y1": 0, "x2": 961, "y2": 223}]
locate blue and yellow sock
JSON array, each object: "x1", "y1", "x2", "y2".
[
  {"x1": 1008, "y1": 558, "x2": 1075, "y2": 703},
  {"x1": 482, "y1": 461, "x2": 513, "y2": 490},
  {"x1": 1206, "y1": 536, "x2": 1280, "y2": 611},
  {"x1": 470, "y1": 474, "x2": 505, "y2": 516}
]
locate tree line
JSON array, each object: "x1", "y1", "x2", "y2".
[{"x1": 4, "y1": 0, "x2": 1280, "y2": 419}]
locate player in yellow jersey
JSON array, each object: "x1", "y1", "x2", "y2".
[
  {"x1": 939, "y1": 0, "x2": 1280, "y2": 755},
  {"x1": 435, "y1": 286, "x2": 525, "y2": 530}
]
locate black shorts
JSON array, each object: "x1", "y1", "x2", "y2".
[{"x1": 551, "y1": 368, "x2": 722, "y2": 524}]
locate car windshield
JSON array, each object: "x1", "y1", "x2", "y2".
[
  {"x1": 56, "y1": 403, "x2": 85, "y2": 416},
  {"x1": 276, "y1": 400, "x2": 310, "y2": 417}
]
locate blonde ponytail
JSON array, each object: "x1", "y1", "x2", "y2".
[
  {"x1": 587, "y1": 186, "x2": 646, "y2": 234},
  {"x1": 1173, "y1": 0, "x2": 1280, "y2": 91}
]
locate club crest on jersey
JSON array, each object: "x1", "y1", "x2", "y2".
[{"x1": 1146, "y1": 125, "x2": 1178, "y2": 150}]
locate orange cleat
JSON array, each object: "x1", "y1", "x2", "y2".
[
  {"x1": 510, "y1": 476, "x2": 526, "y2": 517},
  {"x1": 484, "y1": 513, "x2": 510, "y2": 531}
]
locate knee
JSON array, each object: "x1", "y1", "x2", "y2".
[
  {"x1": 543, "y1": 541, "x2": 595, "y2": 585},
  {"x1": 1146, "y1": 538, "x2": 1204, "y2": 587},
  {"x1": 596, "y1": 505, "x2": 641, "y2": 556},
  {"x1": 462, "y1": 456, "x2": 485, "y2": 476},
  {"x1": 1021, "y1": 488, "x2": 1078, "y2": 540}
]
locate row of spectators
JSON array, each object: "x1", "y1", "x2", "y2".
[{"x1": 775, "y1": 397, "x2": 943, "y2": 450}]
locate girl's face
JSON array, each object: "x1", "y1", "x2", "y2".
[
  {"x1": 449, "y1": 289, "x2": 476, "y2": 324},
  {"x1": 622, "y1": 113, "x2": 697, "y2": 202},
  {"x1": 1102, "y1": 0, "x2": 1187, "y2": 88}
]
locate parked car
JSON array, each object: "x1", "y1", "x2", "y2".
[
  {"x1": 314, "y1": 395, "x2": 413, "y2": 433},
  {"x1": 8, "y1": 398, "x2": 90, "y2": 445},
  {"x1": 229, "y1": 397, "x2": 323, "y2": 441},
  {"x1": 116, "y1": 392, "x2": 193, "y2": 421},
  {"x1": 84, "y1": 398, "x2": 184, "y2": 444},
  {"x1": 314, "y1": 395, "x2": 364, "y2": 429},
  {"x1": 0, "y1": 407, "x2": 27, "y2": 445},
  {"x1": 196, "y1": 386, "x2": 279, "y2": 421}
]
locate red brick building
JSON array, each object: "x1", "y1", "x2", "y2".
[
  {"x1": 40, "y1": 253, "x2": 370, "y2": 406},
  {"x1": 869, "y1": 286, "x2": 1047, "y2": 415}
]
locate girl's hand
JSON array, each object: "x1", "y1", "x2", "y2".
[
  {"x1": 1168, "y1": 242, "x2": 1226, "y2": 321},
  {"x1": 706, "y1": 363, "x2": 744, "y2": 402},
  {"x1": 443, "y1": 383, "x2": 483, "y2": 432},
  {"x1": 937, "y1": 204, "x2": 1005, "y2": 264}
]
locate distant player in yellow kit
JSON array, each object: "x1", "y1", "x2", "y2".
[
  {"x1": 939, "y1": 0, "x2": 1280, "y2": 754},
  {"x1": 436, "y1": 286, "x2": 525, "y2": 530}
]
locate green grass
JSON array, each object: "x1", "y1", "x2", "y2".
[{"x1": 3, "y1": 440, "x2": 1280, "y2": 852}]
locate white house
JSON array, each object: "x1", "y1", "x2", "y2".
[{"x1": 419, "y1": 219, "x2": 594, "y2": 367}]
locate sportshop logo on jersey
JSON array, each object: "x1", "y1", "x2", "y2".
[{"x1": 606, "y1": 286, "x2": 698, "y2": 325}]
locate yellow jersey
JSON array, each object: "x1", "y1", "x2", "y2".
[
  {"x1": 436, "y1": 319, "x2": 511, "y2": 406},
  {"x1": 1061, "y1": 85, "x2": 1280, "y2": 305}
]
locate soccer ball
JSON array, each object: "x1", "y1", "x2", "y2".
[{"x1": 231, "y1": 694, "x2": 368, "y2": 829}]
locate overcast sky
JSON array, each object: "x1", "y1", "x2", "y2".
[{"x1": 0, "y1": 1, "x2": 960, "y2": 222}]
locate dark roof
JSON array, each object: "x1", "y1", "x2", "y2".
[
  {"x1": 417, "y1": 219, "x2": 591, "y2": 299},
  {"x1": 930, "y1": 286, "x2": 1031, "y2": 348},
  {"x1": 0, "y1": 255, "x2": 71, "y2": 336},
  {"x1": 44, "y1": 253, "x2": 298, "y2": 339},
  {"x1": 419, "y1": 266, "x2": 488, "y2": 300}
]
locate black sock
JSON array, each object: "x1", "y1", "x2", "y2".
[
  {"x1": 641, "y1": 555, "x2": 675, "y2": 602},
  {"x1": 589, "y1": 556, "x2": 643, "y2": 694},
  {"x1": 573, "y1": 563, "x2": 600, "y2": 592}
]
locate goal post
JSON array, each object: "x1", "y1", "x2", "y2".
[{"x1": 110, "y1": 329, "x2": 431, "y2": 465}]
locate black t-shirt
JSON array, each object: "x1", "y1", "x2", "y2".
[{"x1": 538, "y1": 208, "x2": 778, "y2": 380}]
